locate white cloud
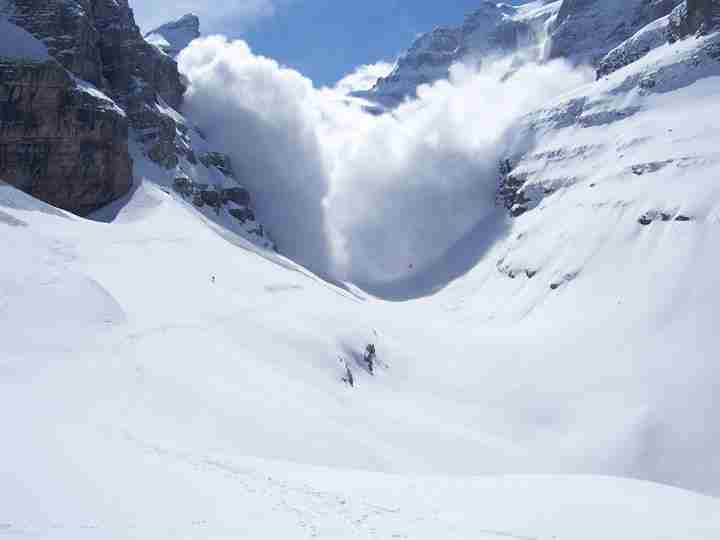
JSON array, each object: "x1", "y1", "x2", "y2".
[
  {"x1": 179, "y1": 37, "x2": 591, "y2": 284},
  {"x1": 332, "y1": 61, "x2": 395, "y2": 95}
]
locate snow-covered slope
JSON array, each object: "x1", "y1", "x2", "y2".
[
  {"x1": 3, "y1": 132, "x2": 720, "y2": 534},
  {"x1": 145, "y1": 13, "x2": 200, "y2": 59}
]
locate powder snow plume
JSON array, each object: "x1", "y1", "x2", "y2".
[{"x1": 179, "y1": 36, "x2": 591, "y2": 285}]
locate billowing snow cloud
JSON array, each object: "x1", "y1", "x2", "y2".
[
  {"x1": 179, "y1": 37, "x2": 590, "y2": 284},
  {"x1": 180, "y1": 37, "x2": 333, "y2": 274},
  {"x1": 332, "y1": 61, "x2": 395, "y2": 94}
]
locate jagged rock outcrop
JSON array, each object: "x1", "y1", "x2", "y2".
[
  {"x1": 4, "y1": 0, "x2": 107, "y2": 87},
  {"x1": 88, "y1": 0, "x2": 187, "y2": 170},
  {"x1": 4, "y1": 1, "x2": 184, "y2": 107},
  {"x1": 6, "y1": 0, "x2": 186, "y2": 170},
  {"x1": 0, "y1": 8, "x2": 132, "y2": 215},
  {"x1": 548, "y1": 0, "x2": 682, "y2": 66},
  {"x1": 0, "y1": 2, "x2": 290, "y2": 249},
  {"x1": 363, "y1": 1, "x2": 558, "y2": 108},
  {"x1": 91, "y1": 0, "x2": 184, "y2": 108},
  {"x1": 0, "y1": 0, "x2": 191, "y2": 214},
  {"x1": 596, "y1": 14, "x2": 673, "y2": 78},
  {"x1": 145, "y1": 14, "x2": 200, "y2": 59},
  {"x1": 669, "y1": 0, "x2": 720, "y2": 40},
  {"x1": 172, "y1": 154, "x2": 271, "y2": 247},
  {"x1": 597, "y1": 0, "x2": 720, "y2": 78}
]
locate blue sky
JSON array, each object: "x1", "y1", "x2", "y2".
[{"x1": 134, "y1": 1, "x2": 524, "y2": 86}]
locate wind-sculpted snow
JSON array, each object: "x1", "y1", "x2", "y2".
[{"x1": 180, "y1": 37, "x2": 590, "y2": 286}]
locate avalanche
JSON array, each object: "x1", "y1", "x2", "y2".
[{"x1": 2, "y1": 0, "x2": 720, "y2": 538}]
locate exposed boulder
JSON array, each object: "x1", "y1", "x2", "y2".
[
  {"x1": 200, "y1": 188, "x2": 221, "y2": 207},
  {"x1": 228, "y1": 207, "x2": 255, "y2": 223},
  {"x1": 221, "y1": 187, "x2": 250, "y2": 206},
  {"x1": 496, "y1": 160, "x2": 542, "y2": 218},
  {"x1": 200, "y1": 152, "x2": 235, "y2": 178},
  {"x1": 172, "y1": 176, "x2": 193, "y2": 196},
  {"x1": 639, "y1": 210, "x2": 694, "y2": 225},
  {"x1": 638, "y1": 211, "x2": 672, "y2": 225}
]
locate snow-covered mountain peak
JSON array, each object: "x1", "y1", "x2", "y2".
[
  {"x1": 463, "y1": 1, "x2": 518, "y2": 26},
  {"x1": 362, "y1": 1, "x2": 560, "y2": 107},
  {"x1": 145, "y1": 13, "x2": 201, "y2": 58}
]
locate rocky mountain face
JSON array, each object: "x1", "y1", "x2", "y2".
[
  {"x1": 145, "y1": 13, "x2": 201, "y2": 59},
  {"x1": 595, "y1": 0, "x2": 720, "y2": 78},
  {"x1": 0, "y1": 57, "x2": 131, "y2": 214},
  {"x1": 363, "y1": 1, "x2": 561, "y2": 108},
  {"x1": 363, "y1": 0, "x2": 716, "y2": 108},
  {"x1": 548, "y1": 0, "x2": 682, "y2": 66},
  {"x1": 0, "y1": 2, "x2": 271, "y2": 247},
  {"x1": 669, "y1": 0, "x2": 720, "y2": 39},
  {"x1": 497, "y1": 0, "x2": 720, "y2": 224},
  {"x1": 0, "y1": 0, "x2": 184, "y2": 213}
]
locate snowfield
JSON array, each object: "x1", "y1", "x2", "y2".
[
  {"x1": 2, "y1": 2, "x2": 720, "y2": 539},
  {"x1": 2, "y1": 164, "x2": 720, "y2": 535}
]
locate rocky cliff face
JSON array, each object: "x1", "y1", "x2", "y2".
[
  {"x1": 5, "y1": 0, "x2": 106, "y2": 87},
  {"x1": 0, "y1": 59, "x2": 131, "y2": 214},
  {"x1": 0, "y1": 2, "x2": 273, "y2": 249},
  {"x1": 594, "y1": 0, "x2": 719, "y2": 79},
  {"x1": 548, "y1": 0, "x2": 682, "y2": 66},
  {"x1": 363, "y1": 0, "x2": 700, "y2": 109},
  {"x1": 669, "y1": 0, "x2": 720, "y2": 40},
  {"x1": 0, "y1": 0, "x2": 135, "y2": 215},
  {"x1": 0, "y1": 0, "x2": 189, "y2": 214}
]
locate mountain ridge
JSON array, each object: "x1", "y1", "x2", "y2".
[{"x1": 145, "y1": 13, "x2": 201, "y2": 59}]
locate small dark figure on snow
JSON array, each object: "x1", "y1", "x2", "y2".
[
  {"x1": 364, "y1": 344, "x2": 376, "y2": 375},
  {"x1": 341, "y1": 358, "x2": 354, "y2": 387},
  {"x1": 211, "y1": 275, "x2": 216, "y2": 284}
]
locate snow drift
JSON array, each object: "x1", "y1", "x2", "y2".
[{"x1": 179, "y1": 36, "x2": 591, "y2": 284}]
